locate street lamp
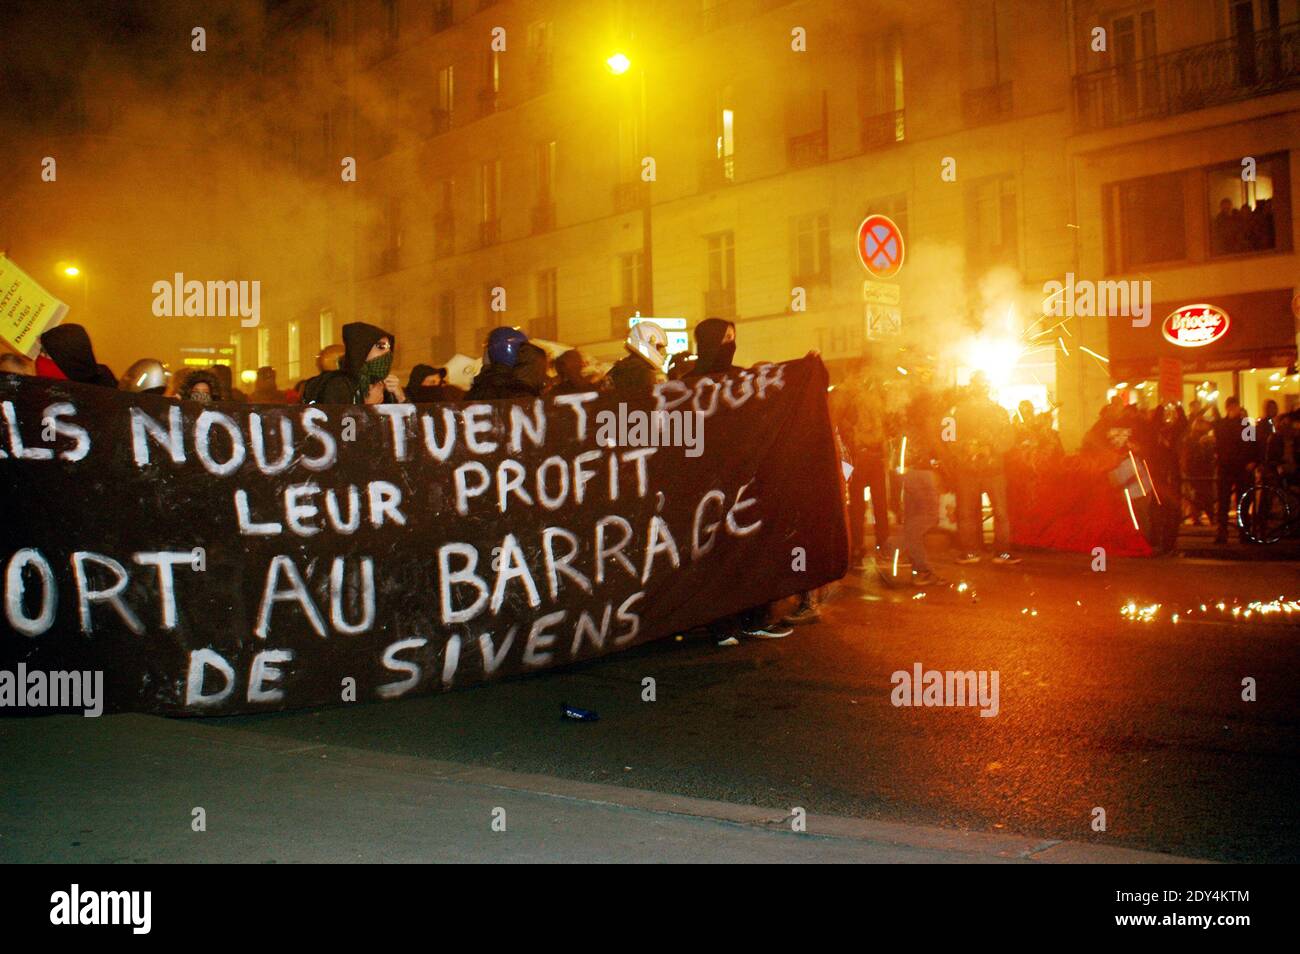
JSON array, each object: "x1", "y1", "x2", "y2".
[
  {"x1": 606, "y1": 50, "x2": 654, "y2": 318},
  {"x1": 54, "y1": 260, "x2": 89, "y2": 320}
]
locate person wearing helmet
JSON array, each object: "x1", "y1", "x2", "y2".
[
  {"x1": 606, "y1": 320, "x2": 668, "y2": 392},
  {"x1": 121, "y1": 358, "x2": 171, "y2": 394},
  {"x1": 36, "y1": 324, "x2": 117, "y2": 388},
  {"x1": 466, "y1": 327, "x2": 543, "y2": 400},
  {"x1": 317, "y1": 344, "x2": 346, "y2": 373}
]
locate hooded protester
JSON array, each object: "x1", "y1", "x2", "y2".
[
  {"x1": 178, "y1": 368, "x2": 224, "y2": 404},
  {"x1": 36, "y1": 324, "x2": 117, "y2": 387},
  {"x1": 405, "y1": 364, "x2": 465, "y2": 402},
  {"x1": 250, "y1": 366, "x2": 286, "y2": 403},
  {"x1": 466, "y1": 327, "x2": 543, "y2": 400},
  {"x1": 681, "y1": 317, "x2": 739, "y2": 382},
  {"x1": 210, "y1": 364, "x2": 247, "y2": 402},
  {"x1": 306, "y1": 321, "x2": 405, "y2": 405}
]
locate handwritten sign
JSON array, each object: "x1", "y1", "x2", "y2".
[
  {"x1": 0, "y1": 357, "x2": 847, "y2": 715},
  {"x1": 0, "y1": 256, "x2": 68, "y2": 357}
]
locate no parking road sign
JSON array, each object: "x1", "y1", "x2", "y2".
[{"x1": 857, "y1": 214, "x2": 905, "y2": 280}]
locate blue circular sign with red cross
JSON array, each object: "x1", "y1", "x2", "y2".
[{"x1": 857, "y1": 214, "x2": 905, "y2": 279}]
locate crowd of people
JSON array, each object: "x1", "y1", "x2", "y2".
[{"x1": 5, "y1": 318, "x2": 1297, "y2": 626}]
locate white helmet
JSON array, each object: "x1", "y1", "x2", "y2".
[{"x1": 626, "y1": 321, "x2": 668, "y2": 373}]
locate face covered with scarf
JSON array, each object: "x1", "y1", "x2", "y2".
[{"x1": 360, "y1": 337, "x2": 394, "y2": 386}]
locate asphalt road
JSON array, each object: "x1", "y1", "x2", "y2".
[{"x1": 204, "y1": 549, "x2": 1300, "y2": 863}]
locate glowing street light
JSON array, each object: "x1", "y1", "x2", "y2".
[
  {"x1": 606, "y1": 52, "x2": 631, "y2": 75},
  {"x1": 63, "y1": 265, "x2": 80, "y2": 277}
]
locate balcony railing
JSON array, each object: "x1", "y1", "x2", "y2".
[
  {"x1": 962, "y1": 81, "x2": 1014, "y2": 127},
  {"x1": 861, "y1": 108, "x2": 905, "y2": 151},
  {"x1": 704, "y1": 287, "x2": 736, "y2": 319},
  {"x1": 787, "y1": 128, "x2": 828, "y2": 169},
  {"x1": 531, "y1": 200, "x2": 556, "y2": 235},
  {"x1": 613, "y1": 180, "x2": 649, "y2": 213},
  {"x1": 1074, "y1": 22, "x2": 1300, "y2": 132},
  {"x1": 529, "y1": 56, "x2": 554, "y2": 95}
]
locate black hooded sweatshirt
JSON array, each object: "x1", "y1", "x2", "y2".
[
  {"x1": 466, "y1": 344, "x2": 548, "y2": 401},
  {"x1": 405, "y1": 363, "x2": 464, "y2": 403},
  {"x1": 314, "y1": 322, "x2": 396, "y2": 404},
  {"x1": 682, "y1": 318, "x2": 739, "y2": 382},
  {"x1": 39, "y1": 324, "x2": 117, "y2": 388}
]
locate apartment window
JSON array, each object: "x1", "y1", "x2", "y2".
[
  {"x1": 319, "y1": 309, "x2": 335, "y2": 348},
  {"x1": 435, "y1": 66, "x2": 454, "y2": 132},
  {"x1": 793, "y1": 213, "x2": 831, "y2": 284},
  {"x1": 287, "y1": 321, "x2": 301, "y2": 382},
  {"x1": 1113, "y1": 9, "x2": 1157, "y2": 115},
  {"x1": 479, "y1": 50, "x2": 501, "y2": 115},
  {"x1": 434, "y1": 179, "x2": 455, "y2": 256},
  {"x1": 1207, "y1": 152, "x2": 1290, "y2": 257},
  {"x1": 533, "y1": 268, "x2": 558, "y2": 338},
  {"x1": 432, "y1": 0, "x2": 453, "y2": 32},
  {"x1": 860, "y1": 29, "x2": 905, "y2": 148},
  {"x1": 528, "y1": 20, "x2": 554, "y2": 89},
  {"x1": 786, "y1": 90, "x2": 828, "y2": 168},
  {"x1": 536, "y1": 140, "x2": 556, "y2": 201},
  {"x1": 257, "y1": 327, "x2": 271, "y2": 368},
  {"x1": 1106, "y1": 171, "x2": 1186, "y2": 270},
  {"x1": 480, "y1": 160, "x2": 501, "y2": 245},
  {"x1": 705, "y1": 231, "x2": 736, "y2": 317},
  {"x1": 716, "y1": 104, "x2": 736, "y2": 172},
  {"x1": 965, "y1": 176, "x2": 1019, "y2": 274},
  {"x1": 383, "y1": 0, "x2": 399, "y2": 41},
  {"x1": 962, "y1": 1, "x2": 1014, "y2": 125},
  {"x1": 433, "y1": 291, "x2": 456, "y2": 359},
  {"x1": 619, "y1": 251, "x2": 643, "y2": 306}
]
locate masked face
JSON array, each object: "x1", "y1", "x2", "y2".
[
  {"x1": 362, "y1": 352, "x2": 394, "y2": 385},
  {"x1": 191, "y1": 388, "x2": 213, "y2": 404},
  {"x1": 715, "y1": 340, "x2": 737, "y2": 368}
]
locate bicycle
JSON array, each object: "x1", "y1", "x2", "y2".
[{"x1": 1237, "y1": 472, "x2": 1300, "y2": 544}]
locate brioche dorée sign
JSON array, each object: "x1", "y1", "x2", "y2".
[{"x1": 1161, "y1": 304, "x2": 1230, "y2": 348}]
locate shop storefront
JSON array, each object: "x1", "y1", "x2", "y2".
[{"x1": 1107, "y1": 288, "x2": 1299, "y2": 414}]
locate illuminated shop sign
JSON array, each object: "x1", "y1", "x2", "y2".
[{"x1": 1161, "y1": 304, "x2": 1230, "y2": 348}]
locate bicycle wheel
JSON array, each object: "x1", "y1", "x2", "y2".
[{"x1": 1237, "y1": 484, "x2": 1293, "y2": 544}]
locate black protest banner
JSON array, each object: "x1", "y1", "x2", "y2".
[{"x1": 1, "y1": 355, "x2": 848, "y2": 716}]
